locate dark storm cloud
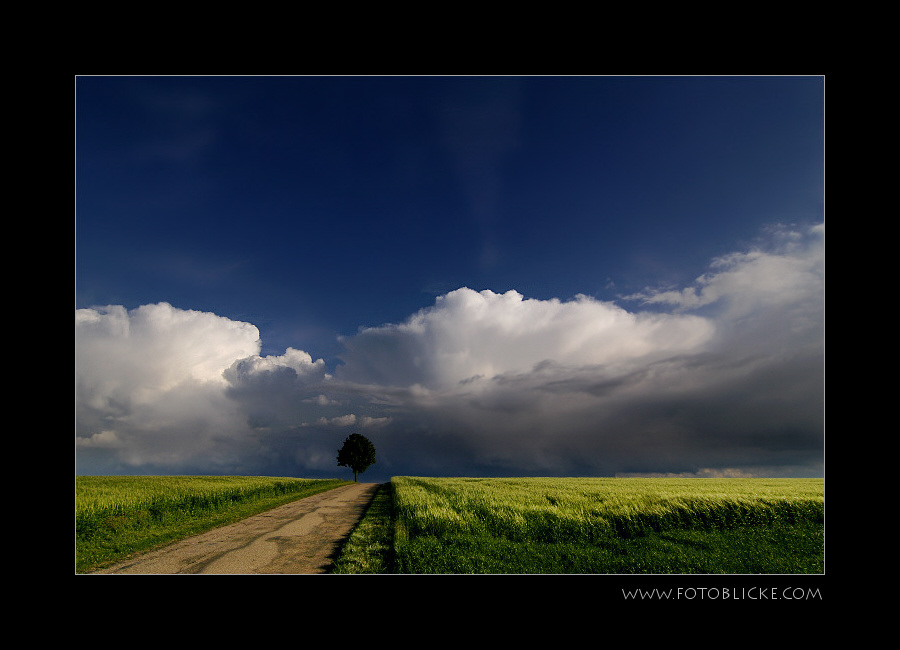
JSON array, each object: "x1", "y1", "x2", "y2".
[{"x1": 75, "y1": 223, "x2": 824, "y2": 479}]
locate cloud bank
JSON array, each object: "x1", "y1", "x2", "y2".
[{"x1": 75, "y1": 223, "x2": 824, "y2": 479}]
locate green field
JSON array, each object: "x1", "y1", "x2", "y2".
[
  {"x1": 75, "y1": 476, "x2": 351, "y2": 573},
  {"x1": 76, "y1": 475, "x2": 825, "y2": 574},
  {"x1": 337, "y1": 476, "x2": 825, "y2": 574}
]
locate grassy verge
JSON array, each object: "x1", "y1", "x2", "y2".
[
  {"x1": 76, "y1": 476, "x2": 351, "y2": 573},
  {"x1": 331, "y1": 482, "x2": 395, "y2": 574}
]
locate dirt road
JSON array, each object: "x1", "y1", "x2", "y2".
[{"x1": 89, "y1": 482, "x2": 380, "y2": 575}]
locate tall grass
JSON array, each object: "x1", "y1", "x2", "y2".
[
  {"x1": 331, "y1": 483, "x2": 395, "y2": 574},
  {"x1": 389, "y1": 477, "x2": 824, "y2": 574},
  {"x1": 75, "y1": 476, "x2": 350, "y2": 573}
]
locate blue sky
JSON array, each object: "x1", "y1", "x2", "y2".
[{"x1": 75, "y1": 75, "x2": 824, "y2": 482}]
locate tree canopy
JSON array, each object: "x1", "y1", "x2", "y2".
[{"x1": 336, "y1": 433, "x2": 376, "y2": 482}]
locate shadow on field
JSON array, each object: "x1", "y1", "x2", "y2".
[{"x1": 325, "y1": 482, "x2": 385, "y2": 572}]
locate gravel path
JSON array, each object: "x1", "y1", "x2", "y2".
[{"x1": 89, "y1": 482, "x2": 380, "y2": 575}]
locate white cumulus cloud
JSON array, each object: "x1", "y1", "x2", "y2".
[
  {"x1": 75, "y1": 304, "x2": 242, "y2": 467},
  {"x1": 336, "y1": 287, "x2": 715, "y2": 390},
  {"x1": 75, "y1": 223, "x2": 824, "y2": 479},
  {"x1": 75, "y1": 303, "x2": 326, "y2": 474},
  {"x1": 330, "y1": 222, "x2": 825, "y2": 478}
]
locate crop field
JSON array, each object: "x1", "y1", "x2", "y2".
[
  {"x1": 75, "y1": 475, "x2": 825, "y2": 574},
  {"x1": 383, "y1": 476, "x2": 824, "y2": 574},
  {"x1": 75, "y1": 476, "x2": 350, "y2": 573}
]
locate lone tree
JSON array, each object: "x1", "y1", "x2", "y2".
[{"x1": 336, "y1": 433, "x2": 376, "y2": 482}]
